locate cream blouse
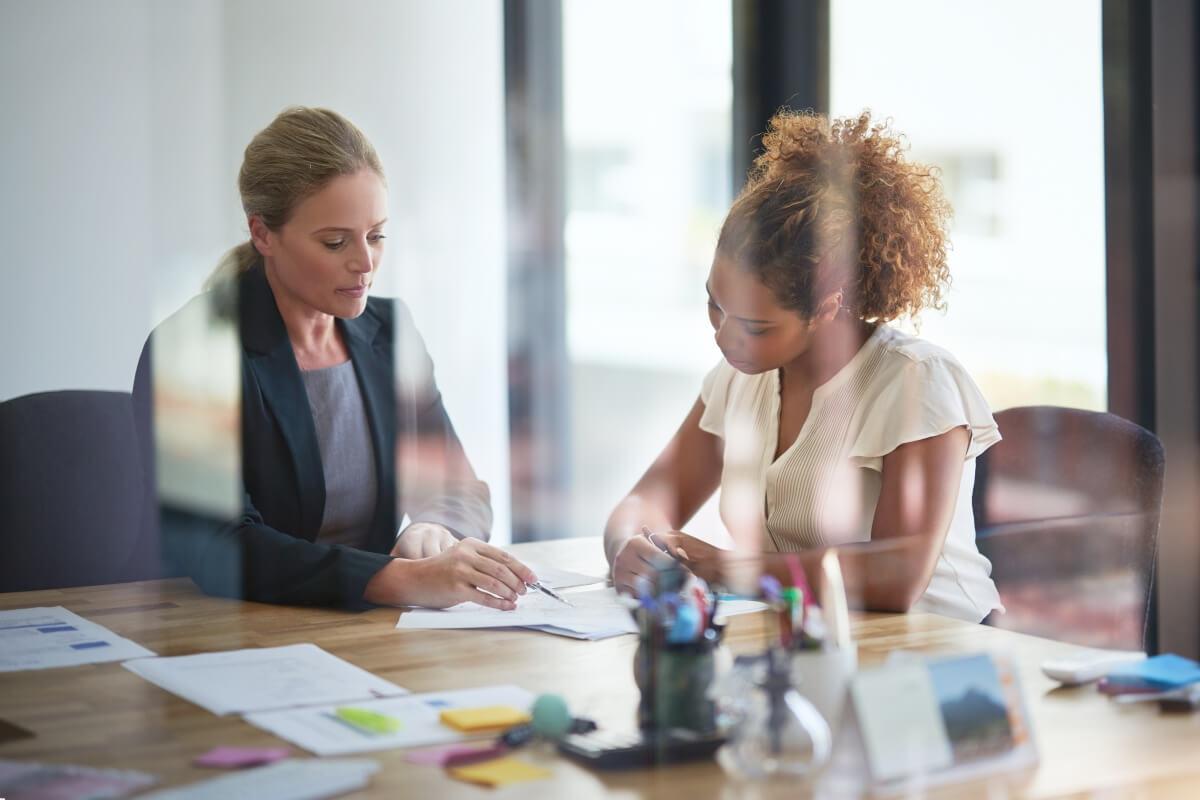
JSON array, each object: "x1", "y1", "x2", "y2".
[{"x1": 699, "y1": 325, "x2": 1004, "y2": 623}]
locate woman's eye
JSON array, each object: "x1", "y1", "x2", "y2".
[
  {"x1": 323, "y1": 240, "x2": 345, "y2": 251},
  {"x1": 745, "y1": 328, "x2": 768, "y2": 337},
  {"x1": 368, "y1": 233, "x2": 387, "y2": 244}
]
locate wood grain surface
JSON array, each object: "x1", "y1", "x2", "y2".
[{"x1": 1, "y1": 537, "x2": 1197, "y2": 798}]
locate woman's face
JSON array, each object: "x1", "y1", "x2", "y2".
[
  {"x1": 254, "y1": 168, "x2": 388, "y2": 320},
  {"x1": 706, "y1": 253, "x2": 817, "y2": 374}
]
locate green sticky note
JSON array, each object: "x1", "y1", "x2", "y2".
[{"x1": 334, "y1": 706, "x2": 403, "y2": 734}]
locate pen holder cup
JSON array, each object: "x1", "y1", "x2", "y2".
[
  {"x1": 634, "y1": 632, "x2": 728, "y2": 733},
  {"x1": 790, "y1": 645, "x2": 857, "y2": 733}
]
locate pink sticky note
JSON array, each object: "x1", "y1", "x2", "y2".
[
  {"x1": 193, "y1": 746, "x2": 292, "y2": 768},
  {"x1": 405, "y1": 743, "x2": 507, "y2": 767}
]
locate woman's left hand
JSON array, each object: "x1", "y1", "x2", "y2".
[
  {"x1": 391, "y1": 523, "x2": 459, "y2": 559},
  {"x1": 659, "y1": 532, "x2": 725, "y2": 584}
]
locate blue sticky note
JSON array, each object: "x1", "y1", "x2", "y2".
[{"x1": 1106, "y1": 654, "x2": 1200, "y2": 689}]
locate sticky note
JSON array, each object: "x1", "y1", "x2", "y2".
[
  {"x1": 439, "y1": 705, "x2": 531, "y2": 732},
  {"x1": 334, "y1": 706, "x2": 403, "y2": 734},
  {"x1": 448, "y1": 756, "x2": 551, "y2": 787},
  {"x1": 194, "y1": 746, "x2": 291, "y2": 768}
]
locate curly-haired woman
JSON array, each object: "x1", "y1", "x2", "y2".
[{"x1": 604, "y1": 110, "x2": 1002, "y2": 623}]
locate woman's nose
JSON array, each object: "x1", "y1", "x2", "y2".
[
  {"x1": 348, "y1": 240, "x2": 373, "y2": 273},
  {"x1": 713, "y1": 319, "x2": 734, "y2": 351}
]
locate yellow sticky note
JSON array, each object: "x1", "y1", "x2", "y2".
[
  {"x1": 334, "y1": 706, "x2": 403, "y2": 734},
  {"x1": 439, "y1": 705, "x2": 531, "y2": 732},
  {"x1": 449, "y1": 756, "x2": 551, "y2": 787}
]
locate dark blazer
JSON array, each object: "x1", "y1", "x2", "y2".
[{"x1": 134, "y1": 266, "x2": 491, "y2": 608}]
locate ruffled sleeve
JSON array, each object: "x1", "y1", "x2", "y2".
[
  {"x1": 848, "y1": 354, "x2": 1001, "y2": 472},
  {"x1": 698, "y1": 360, "x2": 736, "y2": 438}
]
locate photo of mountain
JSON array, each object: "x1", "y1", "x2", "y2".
[{"x1": 928, "y1": 654, "x2": 1016, "y2": 763}]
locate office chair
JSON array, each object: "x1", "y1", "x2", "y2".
[
  {"x1": 972, "y1": 405, "x2": 1164, "y2": 650},
  {"x1": 0, "y1": 389, "x2": 162, "y2": 591}
]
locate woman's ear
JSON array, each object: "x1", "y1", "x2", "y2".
[
  {"x1": 813, "y1": 290, "x2": 843, "y2": 325},
  {"x1": 248, "y1": 215, "x2": 273, "y2": 258}
]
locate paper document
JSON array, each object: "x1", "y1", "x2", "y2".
[
  {"x1": 136, "y1": 759, "x2": 379, "y2": 800},
  {"x1": 0, "y1": 606, "x2": 155, "y2": 672},
  {"x1": 0, "y1": 758, "x2": 156, "y2": 798},
  {"x1": 520, "y1": 562, "x2": 604, "y2": 590},
  {"x1": 123, "y1": 643, "x2": 407, "y2": 716},
  {"x1": 244, "y1": 685, "x2": 537, "y2": 756},
  {"x1": 397, "y1": 586, "x2": 767, "y2": 640},
  {"x1": 397, "y1": 586, "x2": 638, "y2": 639}
]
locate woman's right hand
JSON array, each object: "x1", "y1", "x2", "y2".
[
  {"x1": 364, "y1": 538, "x2": 537, "y2": 610},
  {"x1": 611, "y1": 534, "x2": 679, "y2": 596}
]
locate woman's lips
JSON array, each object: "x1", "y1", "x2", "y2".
[{"x1": 337, "y1": 286, "x2": 367, "y2": 298}]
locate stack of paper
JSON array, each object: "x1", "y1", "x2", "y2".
[
  {"x1": 0, "y1": 607, "x2": 155, "y2": 671},
  {"x1": 123, "y1": 644, "x2": 407, "y2": 715},
  {"x1": 136, "y1": 759, "x2": 379, "y2": 800},
  {"x1": 244, "y1": 685, "x2": 537, "y2": 756}
]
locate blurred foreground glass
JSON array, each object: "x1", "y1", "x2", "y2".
[{"x1": 561, "y1": 0, "x2": 732, "y2": 539}]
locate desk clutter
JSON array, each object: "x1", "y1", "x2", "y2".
[
  {"x1": 1043, "y1": 650, "x2": 1200, "y2": 710},
  {"x1": 8, "y1": 556, "x2": 1200, "y2": 800}
]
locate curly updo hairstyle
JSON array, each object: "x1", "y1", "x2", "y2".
[{"x1": 717, "y1": 110, "x2": 952, "y2": 322}]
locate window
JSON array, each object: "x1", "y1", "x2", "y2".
[
  {"x1": 561, "y1": 0, "x2": 733, "y2": 538},
  {"x1": 830, "y1": 0, "x2": 1108, "y2": 413}
]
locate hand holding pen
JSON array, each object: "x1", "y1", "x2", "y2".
[
  {"x1": 641, "y1": 525, "x2": 690, "y2": 561},
  {"x1": 611, "y1": 525, "x2": 681, "y2": 596}
]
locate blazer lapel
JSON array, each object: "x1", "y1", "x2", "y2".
[{"x1": 239, "y1": 268, "x2": 326, "y2": 539}]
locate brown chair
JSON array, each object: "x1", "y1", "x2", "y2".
[{"x1": 972, "y1": 406, "x2": 1164, "y2": 650}]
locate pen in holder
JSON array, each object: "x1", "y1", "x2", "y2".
[{"x1": 631, "y1": 566, "x2": 725, "y2": 734}]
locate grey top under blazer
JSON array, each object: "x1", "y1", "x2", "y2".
[{"x1": 133, "y1": 265, "x2": 492, "y2": 608}]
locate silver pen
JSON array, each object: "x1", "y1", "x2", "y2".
[{"x1": 527, "y1": 580, "x2": 574, "y2": 607}]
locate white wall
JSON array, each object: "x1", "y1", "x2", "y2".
[
  {"x1": 1, "y1": 0, "x2": 158, "y2": 398},
  {"x1": 0, "y1": 0, "x2": 513, "y2": 541}
]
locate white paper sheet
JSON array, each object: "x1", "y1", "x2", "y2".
[
  {"x1": 396, "y1": 586, "x2": 767, "y2": 640},
  {"x1": 0, "y1": 758, "x2": 156, "y2": 798},
  {"x1": 136, "y1": 759, "x2": 379, "y2": 800},
  {"x1": 521, "y1": 562, "x2": 604, "y2": 590},
  {"x1": 0, "y1": 606, "x2": 155, "y2": 672},
  {"x1": 396, "y1": 586, "x2": 639, "y2": 637},
  {"x1": 123, "y1": 643, "x2": 407, "y2": 716},
  {"x1": 244, "y1": 685, "x2": 537, "y2": 756}
]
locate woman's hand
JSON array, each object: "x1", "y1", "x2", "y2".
[
  {"x1": 659, "y1": 532, "x2": 725, "y2": 584},
  {"x1": 611, "y1": 533, "x2": 681, "y2": 595},
  {"x1": 391, "y1": 522, "x2": 458, "y2": 559},
  {"x1": 365, "y1": 538, "x2": 536, "y2": 610}
]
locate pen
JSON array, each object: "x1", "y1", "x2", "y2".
[
  {"x1": 641, "y1": 525, "x2": 678, "y2": 559},
  {"x1": 527, "y1": 580, "x2": 574, "y2": 607}
]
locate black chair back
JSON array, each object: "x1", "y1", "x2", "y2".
[{"x1": 0, "y1": 390, "x2": 162, "y2": 591}]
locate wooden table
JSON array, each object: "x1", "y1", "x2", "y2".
[{"x1": 2, "y1": 537, "x2": 1199, "y2": 798}]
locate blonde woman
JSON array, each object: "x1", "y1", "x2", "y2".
[
  {"x1": 605, "y1": 111, "x2": 1002, "y2": 623},
  {"x1": 136, "y1": 107, "x2": 534, "y2": 609}
]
